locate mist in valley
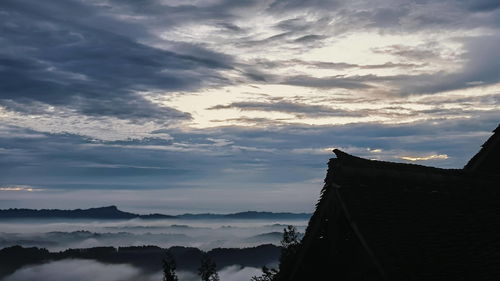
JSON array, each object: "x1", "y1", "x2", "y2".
[
  {"x1": 0, "y1": 218, "x2": 307, "y2": 251},
  {"x1": 2, "y1": 259, "x2": 262, "y2": 281}
]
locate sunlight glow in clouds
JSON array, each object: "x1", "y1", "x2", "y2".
[
  {"x1": 300, "y1": 31, "x2": 464, "y2": 70},
  {"x1": 153, "y1": 82, "x2": 500, "y2": 129},
  {"x1": 399, "y1": 154, "x2": 449, "y2": 162},
  {"x1": 0, "y1": 186, "x2": 44, "y2": 192}
]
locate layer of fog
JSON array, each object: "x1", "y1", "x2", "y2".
[
  {"x1": 2, "y1": 259, "x2": 261, "y2": 281},
  {"x1": 0, "y1": 218, "x2": 307, "y2": 251},
  {"x1": 178, "y1": 265, "x2": 262, "y2": 281}
]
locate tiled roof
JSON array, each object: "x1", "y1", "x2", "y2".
[
  {"x1": 327, "y1": 150, "x2": 500, "y2": 280},
  {"x1": 286, "y1": 127, "x2": 500, "y2": 281}
]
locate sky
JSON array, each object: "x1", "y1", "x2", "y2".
[{"x1": 0, "y1": 0, "x2": 499, "y2": 214}]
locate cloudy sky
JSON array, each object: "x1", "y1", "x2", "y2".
[{"x1": 0, "y1": 0, "x2": 499, "y2": 213}]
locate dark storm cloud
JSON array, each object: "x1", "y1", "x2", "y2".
[{"x1": 0, "y1": 0, "x2": 237, "y2": 121}]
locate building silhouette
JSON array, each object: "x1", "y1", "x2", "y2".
[{"x1": 283, "y1": 125, "x2": 500, "y2": 281}]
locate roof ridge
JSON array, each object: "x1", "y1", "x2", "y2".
[
  {"x1": 333, "y1": 149, "x2": 441, "y2": 168},
  {"x1": 464, "y1": 124, "x2": 500, "y2": 172}
]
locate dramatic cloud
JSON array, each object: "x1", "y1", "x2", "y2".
[
  {"x1": 0, "y1": 0, "x2": 499, "y2": 213},
  {"x1": 0, "y1": 0, "x2": 236, "y2": 122}
]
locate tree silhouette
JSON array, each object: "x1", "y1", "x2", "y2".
[
  {"x1": 281, "y1": 225, "x2": 300, "y2": 249},
  {"x1": 198, "y1": 254, "x2": 219, "y2": 281},
  {"x1": 251, "y1": 266, "x2": 278, "y2": 281},
  {"x1": 251, "y1": 225, "x2": 300, "y2": 281},
  {"x1": 162, "y1": 251, "x2": 178, "y2": 281},
  {"x1": 280, "y1": 225, "x2": 300, "y2": 264},
  {"x1": 278, "y1": 225, "x2": 301, "y2": 281}
]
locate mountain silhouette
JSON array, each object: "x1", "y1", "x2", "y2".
[{"x1": 0, "y1": 206, "x2": 310, "y2": 220}]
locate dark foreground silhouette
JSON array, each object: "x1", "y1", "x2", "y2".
[
  {"x1": 0, "y1": 244, "x2": 280, "y2": 279},
  {"x1": 279, "y1": 124, "x2": 500, "y2": 281}
]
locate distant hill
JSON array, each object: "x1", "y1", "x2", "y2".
[
  {"x1": 0, "y1": 206, "x2": 173, "y2": 219},
  {"x1": 177, "y1": 210, "x2": 311, "y2": 220},
  {"x1": 0, "y1": 206, "x2": 311, "y2": 220}
]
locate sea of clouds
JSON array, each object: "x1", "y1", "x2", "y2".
[
  {"x1": 0, "y1": 218, "x2": 307, "y2": 251},
  {"x1": 2, "y1": 259, "x2": 261, "y2": 281}
]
